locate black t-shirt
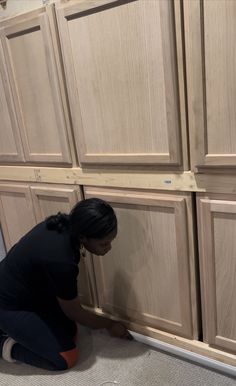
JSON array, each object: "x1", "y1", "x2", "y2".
[{"x1": 0, "y1": 221, "x2": 80, "y2": 311}]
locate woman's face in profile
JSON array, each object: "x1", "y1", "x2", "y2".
[{"x1": 81, "y1": 228, "x2": 117, "y2": 256}]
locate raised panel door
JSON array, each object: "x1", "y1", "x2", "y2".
[
  {"x1": 0, "y1": 7, "x2": 72, "y2": 164},
  {"x1": 184, "y1": 0, "x2": 236, "y2": 170},
  {"x1": 0, "y1": 184, "x2": 36, "y2": 250},
  {"x1": 84, "y1": 187, "x2": 198, "y2": 339},
  {"x1": 0, "y1": 40, "x2": 24, "y2": 163},
  {"x1": 56, "y1": 0, "x2": 187, "y2": 167},
  {"x1": 197, "y1": 193, "x2": 236, "y2": 353}
]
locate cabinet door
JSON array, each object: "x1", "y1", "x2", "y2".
[
  {"x1": 0, "y1": 184, "x2": 36, "y2": 250},
  {"x1": 56, "y1": 0, "x2": 187, "y2": 167},
  {"x1": 184, "y1": 0, "x2": 236, "y2": 170},
  {"x1": 197, "y1": 194, "x2": 236, "y2": 353},
  {"x1": 0, "y1": 40, "x2": 24, "y2": 163},
  {"x1": 0, "y1": 7, "x2": 72, "y2": 164},
  {"x1": 84, "y1": 187, "x2": 198, "y2": 339},
  {"x1": 30, "y1": 185, "x2": 79, "y2": 222},
  {"x1": 30, "y1": 185, "x2": 94, "y2": 307}
]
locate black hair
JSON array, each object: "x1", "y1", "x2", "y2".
[{"x1": 46, "y1": 197, "x2": 117, "y2": 246}]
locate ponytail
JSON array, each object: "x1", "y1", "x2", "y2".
[{"x1": 46, "y1": 212, "x2": 69, "y2": 233}]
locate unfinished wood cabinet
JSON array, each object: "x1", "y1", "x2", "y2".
[
  {"x1": 184, "y1": 0, "x2": 236, "y2": 170},
  {"x1": 0, "y1": 6, "x2": 72, "y2": 165},
  {"x1": 30, "y1": 184, "x2": 95, "y2": 307},
  {"x1": 0, "y1": 183, "x2": 36, "y2": 250},
  {"x1": 30, "y1": 185, "x2": 80, "y2": 223},
  {"x1": 197, "y1": 193, "x2": 236, "y2": 354},
  {"x1": 84, "y1": 186, "x2": 198, "y2": 339},
  {"x1": 56, "y1": 0, "x2": 188, "y2": 168},
  {"x1": 0, "y1": 40, "x2": 24, "y2": 163}
]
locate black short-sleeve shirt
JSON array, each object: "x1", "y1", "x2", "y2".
[{"x1": 0, "y1": 221, "x2": 80, "y2": 311}]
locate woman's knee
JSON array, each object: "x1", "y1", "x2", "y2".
[{"x1": 58, "y1": 347, "x2": 79, "y2": 370}]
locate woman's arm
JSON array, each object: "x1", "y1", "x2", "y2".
[
  {"x1": 57, "y1": 296, "x2": 113, "y2": 329},
  {"x1": 57, "y1": 296, "x2": 133, "y2": 340}
]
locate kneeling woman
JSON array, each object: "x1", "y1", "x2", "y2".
[{"x1": 0, "y1": 198, "x2": 130, "y2": 371}]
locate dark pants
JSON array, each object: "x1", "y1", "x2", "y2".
[{"x1": 0, "y1": 304, "x2": 78, "y2": 371}]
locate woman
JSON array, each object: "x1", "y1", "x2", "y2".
[{"x1": 0, "y1": 198, "x2": 131, "y2": 371}]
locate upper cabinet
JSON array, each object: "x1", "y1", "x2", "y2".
[
  {"x1": 184, "y1": 0, "x2": 236, "y2": 171},
  {"x1": 0, "y1": 6, "x2": 72, "y2": 165},
  {"x1": 0, "y1": 40, "x2": 24, "y2": 163},
  {"x1": 56, "y1": 0, "x2": 188, "y2": 168}
]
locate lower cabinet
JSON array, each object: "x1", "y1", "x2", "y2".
[
  {"x1": 0, "y1": 183, "x2": 36, "y2": 250},
  {"x1": 84, "y1": 186, "x2": 199, "y2": 339},
  {"x1": 30, "y1": 185, "x2": 80, "y2": 222},
  {"x1": 29, "y1": 184, "x2": 95, "y2": 307},
  {"x1": 0, "y1": 182, "x2": 95, "y2": 307},
  {"x1": 197, "y1": 193, "x2": 236, "y2": 354}
]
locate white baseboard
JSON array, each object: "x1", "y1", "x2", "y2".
[{"x1": 129, "y1": 330, "x2": 236, "y2": 378}]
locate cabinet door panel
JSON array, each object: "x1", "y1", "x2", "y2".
[
  {"x1": 197, "y1": 194, "x2": 236, "y2": 353},
  {"x1": 57, "y1": 0, "x2": 187, "y2": 166},
  {"x1": 184, "y1": 0, "x2": 236, "y2": 169},
  {"x1": 0, "y1": 41, "x2": 24, "y2": 162},
  {"x1": 30, "y1": 185, "x2": 94, "y2": 306},
  {"x1": 0, "y1": 184, "x2": 36, "y2": 250},
  {"x1": 30, "y1": 185, "x2": 79, "y2": 222},
  {"x1": 84, "y1": 187, "x2": 198, "y2": 339},
  {"x1": 0, "y1": 8, "x2": 71, "y2": 164}
]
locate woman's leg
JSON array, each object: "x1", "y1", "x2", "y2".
[{"x1": 0, "y1": 308, "x2": 78, "y2": 371}]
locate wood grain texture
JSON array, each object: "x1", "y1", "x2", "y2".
[
  {"x1": 30, "y1": 185, "x2": 79, "y2": 222},
  {"x1": 0, "y1": 183, "x2": 36, "y2": 250},
  {"x1": 184, "y1": 0, "x2": 236, "y2": 169},
  {"x1": 0, "y1": 6, "x2": 72, "y2": 164},
  {"x1": 84, "y1": 187, "x2": 198, "y2": 339},
  {"x1": 197, "y1": 193, "x2": 236, "y2": 353},
  {"x1": 57, "y1": 0, "x2": 186, "y2": 166},
  {"x1": 0, "y1": 39, "x2": 24, "y2": 162},
  {"x1": 88, "y1": 305, "x2": 236, "y2": 367}
]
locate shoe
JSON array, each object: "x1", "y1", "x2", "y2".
[{"x1": 0, "y1": 335, "x2": 8, "y2": 357}]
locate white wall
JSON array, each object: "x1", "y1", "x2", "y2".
[{"x1": 0, "y1": 0, "x2": 61, "y2": 20}]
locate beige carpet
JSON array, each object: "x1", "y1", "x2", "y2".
[{"x1": 0, "y1": 326, "x2": 235, "y2": 386}]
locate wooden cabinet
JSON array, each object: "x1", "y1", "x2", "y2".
[
  {"x1": 197, "y1": 194, "x2": 236, "y2": 353},
  {"x1": 0, "y1": 183, "x2": 95, "y2": 307},
  {"x1": 0, "y1": 184, "x2": 36, "y2": 250},
  {"x1": 30, "y1": 184, "x2": 95, "y2": 307},
  {"x1": 184, "y1": 0, "x2": 236, "y2": 170},
  {"x1": 0, "y1": 6, "x2": 72, "y2": 165},
  {"x1": 84, "y1": 186, "x2": 198, "y2": 339},
  {"x1": 0, "y1": 40, "x2": 24, "y2": 163},
  {"x1": 56, "y1": 0, "x2": 188, "y2": 168},
  {"x1": 30, "y1": 185, "x2": 80, "y2": 222}
]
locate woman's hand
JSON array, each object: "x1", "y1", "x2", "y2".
[{"x1": 108, "y1": 322, "x2": 133, "y2": 340}]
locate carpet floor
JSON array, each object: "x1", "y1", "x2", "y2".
[{"x1": 0, "y1": 326, "x2": 235, "y2": 386}]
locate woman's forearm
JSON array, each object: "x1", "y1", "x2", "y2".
[{"x1": 58, "y1": 296, "x2": 113, "y2": 329}]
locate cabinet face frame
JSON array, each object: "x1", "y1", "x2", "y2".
[
  {"x1": 84, "y1": 186, "x2": 198, "y2": 339},
  {"x1": 184, "y1": 0, "x2": 236, "y2": 170},
  {"x1": 56, "y1": 0, "x2": 188, "y2": 168},
  {"x1": 0, "y1": 6, "x2": 72, "y2": 164},
  {"x1": 197, "y1": 193, "x2": 236, "y2": 353},
  {"x1": 0, "y1": 39, "x2": 25, "y2": 163}
]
